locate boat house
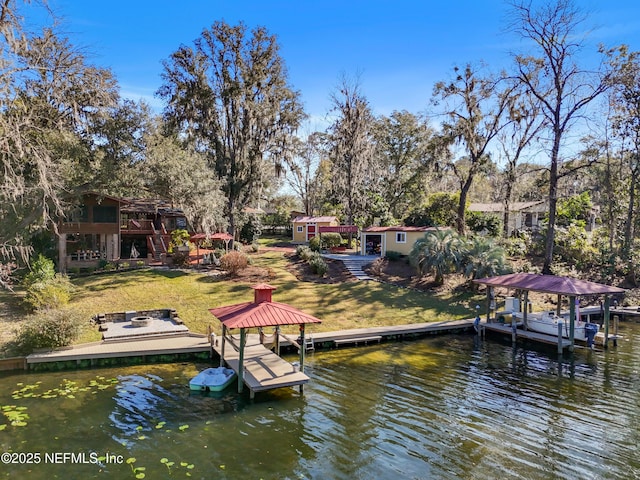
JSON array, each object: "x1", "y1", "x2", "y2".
[{"x1": 474, "y1": 273, "x2": 625, "y2": 351}]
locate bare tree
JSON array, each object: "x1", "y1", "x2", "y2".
[
  {"x1": 605, "y1": 45, "x2": 640, "y2": 261},
  {"x1": 287, "y1": 132, "x2": 324, "y2": 215},
  {"x1": 158, "y1": 21, "x2": 305, "y2": 245},
  {"x1": 496, "y1": 85, "x2": 545, "y2": 237},
  {"x1": 327, "y1": 76, "x2": 375, "y2": 227},
  {"x1": 509, "y1": 0, "x2": 610, "y2": 274}
]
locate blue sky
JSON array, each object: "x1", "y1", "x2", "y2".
[{"x1": 48, "y1": 0, "x2": 640, "y2": 130}]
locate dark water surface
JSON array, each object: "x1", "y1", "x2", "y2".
[{"x1": 1, "y1": 323, "x2": 639, "y2": 479}]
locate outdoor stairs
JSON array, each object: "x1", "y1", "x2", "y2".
[{"x1": 323, "y1": 254, "x2": 375, "y2": 281}]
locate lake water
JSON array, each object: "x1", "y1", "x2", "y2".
[{"x1": 1, "y1": 323, "x2": 639, "y2": 480}]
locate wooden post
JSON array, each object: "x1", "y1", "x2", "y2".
[
  {"x1": 569, "y1": 295, "x2": 575, "y2": 352},
  {"x1": 275, "y1": 326, "x2": 281, "y2": 356},
  {"x1": 237, "y1": 328, "x2": 246, "y2": 393},
  {"x1": 485, "y1": 287, "x2": 492, "y2": 323},
  {"x1": 299, "y1": 324, "x2": 306, "y2": 393},
  {"x1": 556, "y1": 294, "x2": 562, "y2": 316},
  {"x1": 604, "y1": 295, "x2": 611, "y2": 349},
  {"x1": 557, "y1": 320, "x2": 564, "y2": 354},
  {"x1": 220, "y1": 325, "x2": 227, "y2": 368},
  {"x1": 523, "y1": 290, "x2": 529, "y2": 331}
]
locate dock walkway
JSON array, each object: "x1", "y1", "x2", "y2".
[
  {"x1": 212, "y1": 338, "x2": 309, "y2": 398},
  {"x1": 26, "y1": 332, "x2": 211, "y2": 366},
  {"x1": 482, "y1": 322, "x2": 572, "y2": 349}
]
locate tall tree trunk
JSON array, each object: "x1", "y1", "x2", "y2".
[
  {"x1": 542, "y1": 136, "x2": 561, "y2": 275},
  {"x1": 456, "y1": 175, "x2": 474, "y2": 235},
  {"x1": 623, "y1": 164, "x2": 638, "y2": 259}
]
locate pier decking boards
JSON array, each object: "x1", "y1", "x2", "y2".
[
  {"x1": 212, "y1": 339, "x2": 309, "y2": 398},
  {"x1": 26, "y1": 333, "x2": 211, "y2": 365}
]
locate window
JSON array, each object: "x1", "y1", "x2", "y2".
[
  {"x1": 297, "y1": 226, "x2": 304, "y2": 233},
  {"x1": 93, "y1": 205, "x2": 118, "y2": 223},
  {"x1": 396, "y1": 232, "x2": 407, "y2": 243}
]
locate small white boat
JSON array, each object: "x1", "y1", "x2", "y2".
[
  {"x1": 189, "y1": 367, "x2": 236, "y2": 392},
  {"x1": 517, "y1": 311, "x2": 600, "y2": 341}
]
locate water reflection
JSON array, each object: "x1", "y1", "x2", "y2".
[{"x1": 0, "y1": 325, "x2": 639, "y2": 479}]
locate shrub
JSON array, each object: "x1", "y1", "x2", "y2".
[
  {"x1": 309, "y1": 255, "x2": 328, "y2": 276},
  {"x1": 251, "y1": 242, "x2": 260, "y2": 253},
  {"x1": 24, "y1": 274, "x2": 74, "y2": 311},
  {"x1": 171, "y1": 251, "x2": 191, "y2": 267},
  {"x1": 23, "y1": 254, "x2": 56, "y2": 287},
  {"x1": 240, "y1": 214, "x2": 263, "y2": 244},
  {"x1": 13, "y1": 309, "x2": 83, "y2": 355},
  {"x1": 296, "y1": 245, "x2": 314, "y2": 261},
  {"x1": 308, "y1": 235, "x2": 321, "y2": 251},
  {"x1": 385, "y1": 250, "x2": 403, "y2": 261},
  {"x1": 320, "y1": 232, "x2": 342, "y2": 249},
  {"x1": 135, "y1": 260, "x2": 145, "y2": 268},
  {"x1": 119, "y1": 262, "x2": 130, "y2": 269},
  {"x1": 220, "y1": 251, "x2": 249, "y2": 275},
  {"x1": 97, "y1": 259, "x2": 109, "y2": 270},
  {"x1": 104, "y1": 262, "x2": 117, "y2": 271}
]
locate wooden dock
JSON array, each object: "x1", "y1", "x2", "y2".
[
  {"x1": 302, "y1": 318, "x2": 477, "y2": 348},
  {"x1": 482, "y1": 322, "x2": 572, "y2": 350},
  {"x1": 212, "y1": 337, "x2": 309, "y2": 398},
  {"x1": 26, "y1": 333, "x2": 211, "y2": 366}
]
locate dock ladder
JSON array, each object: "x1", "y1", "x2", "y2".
[{"x1": 304, "y1": 335, "x2": 315, "y2": 352}]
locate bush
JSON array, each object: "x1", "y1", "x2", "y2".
[
  {"x1": 385, "y1": 250, "x2": 403, "y2": 261},
  {"x1": 23, "y1": 254, "x2": 56, "y2": 287},
  {"x1": 308, "y1": 235, "x2": 321, "y2": 251},
  {"x1": 296, "y1": 245, "x2": 314, "y2": 261},
  {"x1": 171, "y1": 251, "x2": 191, "y2": 267},
  {"x1": 13, "y1": 309, "x2": 83, "y2": 355},
  {"x1": 220, "y1": 251, "x2": 249, "y2": 275},
  {"x1": 320, "y1": 232, "x2": 342, "y2": 249},
  {"x1": 251, "y1": 242, "x2": 260, "y2": 253},
  {"x1": 309, "y1": 255, "x2": 328, "y2": 276},
  {"x1": 240, "y1": 214, "x2": 263, "y2": 244},
  {"x1": 24, "y1": 274, "x2": 74, "y2": 311}
]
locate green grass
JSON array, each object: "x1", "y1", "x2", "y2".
[{"x1": 1, "y1": 251, "x2": 482, "y2": 347}]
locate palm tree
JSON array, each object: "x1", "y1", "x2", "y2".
[
  {"x1": 461, "y1": 236, "x2": 511, "y2": 282},
  {"x1": 409, "y1": 229, "x2": 463, "y2": 285}
]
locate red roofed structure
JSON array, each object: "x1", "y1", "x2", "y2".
[
  {"x1": 474, "y1": 273, "x2": 625, "y2": 350},
  {"x1": 209, "y1": 284, "x2": 322, "y2": 395},
  {"x1": 209, "y1": 284, "x2": 322, "y2": 330}
]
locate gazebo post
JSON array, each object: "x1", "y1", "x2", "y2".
[
  {"x1": 220, "y1": 325, "x2": 227, "y2": 368},
  {"x1": 275, "y1": 325, "x2": 281, "y2": 355},
  {"x1": 485, "y1": 287, "x2": 492, "y2": 323},
  {"x1": 237, "y1": 328, "x2": 246, "y2": 393},
  {"x1": 569, "y1": 295, "x2": 576, "y2": 352},
  {"x1": 556, "y1": 294, "x2": 562, "y2": 316},
  {"x1": 523, "y1": 290, "x2": 529, "y2": 331},
  {"x1": 604, "y1": 295, "x2": 611, "y2": 349},
  {"x1": 299, "y1": 324, "x2": 305, "y2": 393}
]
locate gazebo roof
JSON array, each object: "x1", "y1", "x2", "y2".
[
  {"x1": 474, "y1": 273, "x2": 625, "y2": 296},
  {"x1": 209, "y1": 284, "x2": 322, "y2": 329}
]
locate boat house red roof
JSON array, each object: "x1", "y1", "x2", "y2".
[
  {"x1": 474, "y1": 273, "x2": 625, "y2": 296},
  {"x1": 209, "y1": 284, "x2": 322, "y2": 329}
]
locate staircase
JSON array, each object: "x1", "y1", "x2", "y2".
[{"x1": 323, "y1": 254, "x2": 377, "y2": 281}]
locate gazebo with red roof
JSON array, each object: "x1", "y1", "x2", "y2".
[{"x1": 209, "y1": 283, "x2": 322, "y2": 394}]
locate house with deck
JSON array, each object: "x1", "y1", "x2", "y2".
[
  {"x1": 467, "y1": 201, "x2": 548, "y2": 236},
  {"x1": 57, "y1": 193, "x2": 190, "y2": 272}
]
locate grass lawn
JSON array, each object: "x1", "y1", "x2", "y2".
[{"x1": 1, "y1": 250, "x2": 483, "y2": 350}]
